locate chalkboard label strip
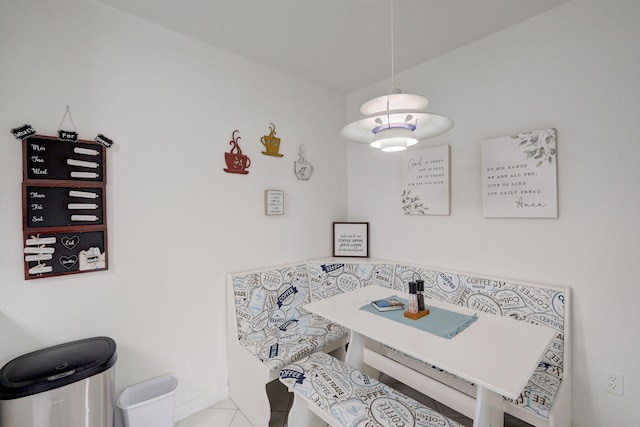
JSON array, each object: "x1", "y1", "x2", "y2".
[
  {"x1": 25, "y1": 236, "x2": 57, "y2": 245},
  {"x1": 25, "y1": 254, "x2": 53, "y2": 262}
]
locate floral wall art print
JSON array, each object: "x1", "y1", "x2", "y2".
[
  {"x1": 401, "y1": 145, "x2": 451, "y2": 215},
  {"x1": 481, "y1": 128, "x2": 558, "y2": 218}
]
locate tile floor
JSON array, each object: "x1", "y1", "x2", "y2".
[{"x1": 176, "y1": 374, "x2": 534, "y2": 427}]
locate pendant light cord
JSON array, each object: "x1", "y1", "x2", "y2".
[
  {"x1": 390, "y1": 0, "x2": 396, "y2": 91},
  {"x1": 386, "y1": 0, "x2": 395, "y2": 129}
]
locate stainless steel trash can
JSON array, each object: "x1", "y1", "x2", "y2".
[{"x1": 0, "y1": 336, "x2": 117, "y2": 427}]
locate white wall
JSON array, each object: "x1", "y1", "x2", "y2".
[
  {"x1": 0, "y1": 0, "x2": 347, "y2": 418},
  {"x1": 347, "y1": 0, "x2": 640, "y2": 425}
]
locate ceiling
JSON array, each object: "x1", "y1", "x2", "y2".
[{"x1": 94, "y1": 0, "x2": 570, "y2": 93}]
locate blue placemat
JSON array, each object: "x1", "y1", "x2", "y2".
[{"x1": 360, "y1": 296, "x2": 478, "y2": 339}]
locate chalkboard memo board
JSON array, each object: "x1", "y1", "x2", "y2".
[
  {"x1": 23, "y1": 230, "x2": 107, "y2": 277},
  {"x1": 21, "y1": 135, "x2": 109, "y2": 280}
]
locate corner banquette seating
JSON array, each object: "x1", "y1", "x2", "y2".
[{"x1": 227, "y1": 258, "x2": 570, "y2": 427}]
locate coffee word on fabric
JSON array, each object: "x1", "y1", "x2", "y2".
[{"x1": 223, "y1": 130, "x2": 251, "y2": 175}]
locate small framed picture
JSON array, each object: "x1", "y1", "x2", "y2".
[
  {"x1": 265, "y1": 190, "x2": 284, "y2": 215},
  {"x1": 333, "y1": 222, "x2": 369, "y2": 257}
]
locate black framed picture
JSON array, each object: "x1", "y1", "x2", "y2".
[{"x1": 332, "y1": 222, "x2": 369, "y2": 257}]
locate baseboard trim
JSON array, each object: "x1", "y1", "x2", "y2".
[{"x1": 175, "y1": 385, "x2": 230, "y2": 421}]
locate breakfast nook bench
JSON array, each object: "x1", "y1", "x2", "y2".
[
  {"x1": 227, "y1": 262, "x2": 350, "y2": 427},
  {"x1": 279, "y1": 351, "x2": 465, "y2": 427}
]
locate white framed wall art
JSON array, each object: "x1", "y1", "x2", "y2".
[
  {"x1": 401, "y1": 145, "x2": 451, "y2": 215},
  {"x1": 264, "y1": 190, "x2": 284, "y2": 215},
  {"x1": 481, "y1": 128, "x2": 558, "y2": 218}
]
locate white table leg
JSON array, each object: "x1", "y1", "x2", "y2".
[
  {"x1": 473, "y1": 385, "x2": 504, "y2": 427},
  {"x1": 345, "y1": 331, "x2": 380, "y2": 379}
]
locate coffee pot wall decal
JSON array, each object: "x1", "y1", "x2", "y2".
[
  {"x1": 223, "y1": 130, "x2": 251, "y2": 174},
  {"x1": 294, "y1": 144, "x2": 313, "y2": 180},
  {"x1": 260, "y1": 123, "x2": 283, "y2": 157}
]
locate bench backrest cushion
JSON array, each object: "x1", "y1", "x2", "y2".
[
  {"x1": 307, "y1": 262, "x2": 397, "y2": 301},
  {"x1": 507, "y1": 363, "x2": 563, "y2": 418},
  {"x1": 232, "y1": 263, "x2": 311, "y2": 342},
  {"x1": 394, "y1": 263, "x2": 566, "y2": 371}
]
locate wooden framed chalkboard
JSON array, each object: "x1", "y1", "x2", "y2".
[
  {"x1": 24, "y1": 135, "x2": 106, "y2": 182},
  {"x1": 23, "y1": 230, "x2": 107, "y2": 277},
  {"x1": 23, "y1": 184, "x2": 105, "y2": 229},
  {"x1": 21, "y1": 135, "x2": 108, "y2": 280}
]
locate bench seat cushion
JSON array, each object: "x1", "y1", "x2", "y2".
[
  {"x1": 279, "y1": 351, "x2": 465, "y2": 427},
  {"x1": 239, "y1": 313, "x2": 349, "y2": 371}
]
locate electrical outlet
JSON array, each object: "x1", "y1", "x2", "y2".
[{"x1": 605, "y1": 370, "x2": 624, "y2": 396}]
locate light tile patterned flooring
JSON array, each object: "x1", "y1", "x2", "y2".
[{"x1": 176, "y1": 374, "x2": 534, "y2": 427}]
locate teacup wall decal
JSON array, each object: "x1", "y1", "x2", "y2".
[
  {"x1": 294, "y1": 144, "x2": 313, "y2": 180},
  {"x1": 261, "y1": 123, "x2": 283, "y2": 157},
  {"x1": 223, "y1": 130, "x2": 251, "y2": 175}
]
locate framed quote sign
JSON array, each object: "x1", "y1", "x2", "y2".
[
  {"x1": 481, "y1": 128, "x2": 558, "y2": 218},
  {"x1": 264, "y1": 190, "x2": 284, "y2": 215},
  {"x1": 401, "y1": 145, "x2": 451, "y2": 215},
  {"x1": 333, "y1": 222, "x2": 369, "y2": 257}
]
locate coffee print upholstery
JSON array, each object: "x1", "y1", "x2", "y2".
[
  {"x1": 394, "y1": 262, "x2": 566, "y2": 419},
  {"x1": 280, "y1": 351, "x2": 465, "y2": 427},
  {"x1": 307, "y1": 262, "x2": 397, "y2": 301},
  {"x1": 232, "y1": 264, "x2": 349, "y2": 371},
  {"x1": 229, "y1": 259, "x2": 570, "y2": 427}
]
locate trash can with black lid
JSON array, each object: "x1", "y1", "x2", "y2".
[{"x1": 0, "y1": 336, "x2": 117, "y2": 427}]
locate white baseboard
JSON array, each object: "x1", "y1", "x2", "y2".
[{"x1": 174, "y1": 385, "x2": 230, "y2": 421}]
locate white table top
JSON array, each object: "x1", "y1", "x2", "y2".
[{"x1": 304, "y1": 285, "x2": 556, "y2": 399}]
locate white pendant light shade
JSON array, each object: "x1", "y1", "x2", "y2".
[
  {"x1": 342, "y1": 97, "x2": 453, "y2": 150},
  {"x1": 371, "y1": 127, "x2": 417, "y2": 152},
  {"x1": 360, "y1": 93, "x2": 429, "y2": 115},
  {"x1": 341, "y1": 0, "x2": 453, "y2": 152}
]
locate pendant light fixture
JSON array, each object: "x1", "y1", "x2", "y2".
[{"x1": 341, "y1": 0, "x2": 453, "y2": 152}]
